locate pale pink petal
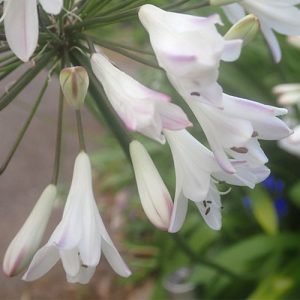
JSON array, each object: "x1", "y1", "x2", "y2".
[
  {"x1": 4, "y1": 0, "x2": 38, "y2": 61},
  {"x1": 157, "y1": 102, "x2": 192, "y2": 130}
]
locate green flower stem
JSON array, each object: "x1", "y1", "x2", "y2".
[
  {"x1": 164, "y1": 0, "x2": 192, "y2": 10},
  {"x1": 172, "y1": 234, "x2": 243, "y2": 281},
  {"x1": 177, "y1": 1, "x2": 210, "y2": 12},
  {"x1": 0, "y1": 50, "x2": 56, "y2": 111},
  {"x1": 85, "y1": 36, "x2": 153, "y2": 56},
  {"x1": 0, "y1": 78, "x2": 49, "y2": 175},
  {"x1": 85, "y1": 36, "x2": 162, "y2": 70},
  {"x1": 81, "y1": 0, "x2": 112, "y2": 16},
  {"x1": 0, "y1": 60, "x2": 23, "y2": 81},
  {"x1": 71, "y1": 52, "x2": 132, "y2": 160},
  {"x1": 51, "y1": 89, "x2": 64, "y2": 185},
  {"x1": 0, "y1": 53, "x2": 15, "y2": 63},
  {"x1": 0, "y1": 46, "x2": 10, "y2": 53},
  {"x1": 97, "y1": 0, "x2": 145, "y2": 17},
  {"x1": 66, "y1": 8, "x2": 138, "y2": 31},
  {"x1": 75, "y1": 109, "x2": 86, "y2": 152}
]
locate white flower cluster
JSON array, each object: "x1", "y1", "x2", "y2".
[
  {"x1": 93, "y1": 4, "x2": 290, "y2": 233},
  {"x1": 1, "y1": 0, "x2": 298, "y2": 286}
]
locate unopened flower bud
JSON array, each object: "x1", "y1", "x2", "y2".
[
  {"x1": 59, "y1": 66, "x2": 89, "y2": 109},
  {"x1": 225, "y1": 14, "x2": 259, "y2": 45},
  {"x1": 3, "y1": 184, "x2": 57, "y2": 277},
  {"x1": 130, "y1": 140, "x2": 173, "y2": 231},
  {"x1": 210, "y1": 0, "x2": 239, "y2": 6}
]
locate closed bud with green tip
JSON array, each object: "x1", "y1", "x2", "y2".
[
  {"x1": 59, "y1": 66, "x2": 89, "y2": 109},
  {"x1": 225, "y1": 14, "x2": 259, "y2": 46}
]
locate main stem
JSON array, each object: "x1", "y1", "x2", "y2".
[
  {"x1": 172, "y1": 234, "x2": 244, "y2": 280},
  {"x1": 76, "y1": 109, "x2": 86, "y2": 152}
]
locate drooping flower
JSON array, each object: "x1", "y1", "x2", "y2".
[
  {"x1": 1, "y1": 0, "x2": 63, "y2": 61},
  {"x1": 23, "y1": 152, "x2": 131, "y2": 284},
  {"x1": 222, "y1": 0, "x2": 300, "y2": 62},
  {"x1": 129, "y1": 140, "x2": 173, "y2": 230},
  {"x1": 3, "y1": 184, "x2": 57, "y2": 277},
  {"x1": 186, "y1": 93, "x2": 292, "y2": 173},
  {"x1": 164, "y1": 129, "x2": 270, "y2": 232},
  {"x1": 138, "y1": 4, "x2": 242, "y2": 107},
  {"x1": 91, "y1": 53, "x2": 191, "y2": 143}
]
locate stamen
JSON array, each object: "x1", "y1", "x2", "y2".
[
  {"x1": 205, "y1": 207, "x2": 211, "y2": 215},
  {"x1": 231, "y1": 147, "x2": 248, "y2": 154},
  {"x1": 190, "y1": 92, "x2": 200, "y2": 96},
  {"x1": 252, "y1": 131, "x2": 258, "y2": 138},
  {"x1": 219, "y1": 187, "x2": 232, "y2": 195},
  {"x1": 203, "y1": 200, "x2": 207, "y2": 207}
]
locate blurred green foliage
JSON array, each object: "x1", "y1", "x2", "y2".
[{"x1": 87, "y1": 1, "x2": 300, "y2": 299}]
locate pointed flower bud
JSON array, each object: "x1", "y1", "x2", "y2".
[
  {"x1": 210, "y1": 0, "x2": 239, "y2": 6},
  {"x1": 225, "y1": 14, "x2": 259, "y2": 45},
  {"x1": 59, "y1": 66, "x2": 89, "y2": 109},
  {"x1": 130, "y1": 141, "x2": 173, "y2": 231},
  {"x1": 3, "y1": 184, "x2": 57, "y2": 277}
]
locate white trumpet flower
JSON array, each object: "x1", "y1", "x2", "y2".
[
  {"x1": 164, "y1": 129, "x2": 270, "y2": 232},
  {"x1": 23, "y1": 152, "x2": 131, "y2": 284},
  {"x1": 91, "y1": 53, "x2": 192, "y2": 143},
  {"x1": 3, "y1": 184, "x2": 57, "y2": 277},
  {"x1": 130, "y1": 140, "x2": 173, "y2": 230},
  {"x1": 222, "y1": 0, "x2": 300, "y2": 62},
  {"x1": 1, "y1": 0, "x2": 63, "y2": 61},
  {"x1": 138, "y1": 4, "x2": 242, "y2": 107}
]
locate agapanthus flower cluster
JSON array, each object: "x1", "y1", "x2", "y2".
[{"x1": 0, "y1": 0, "x2": 296, "y2": 285}]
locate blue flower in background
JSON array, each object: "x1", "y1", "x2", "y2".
[
  {"x1": 243, "y1": 175, "x2": 289, "y2": 219},
  {"x1": 262, "y1": 175, "x2": 284, "y2": 195}
]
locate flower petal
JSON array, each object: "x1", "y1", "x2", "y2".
[
  {"x1": 4, "y1": 0, "x2": 38, "y2": 61},
  {"x1": 67, "y1": 266, "x2": 96, "y2": 284},
  {"x1": 130, "y1": 141, "x2": 173, "y2": 230},
  {"x1": 60, "y1": 249, "x2": 80, "y2": 277},
  {"x1": 168, "y1": 191, "x2": 189, "y2": 233},
  {"x1": 39, "y1": 0, "x2": 63, "y2": 14},
  {"x1": 222, "y1": 3, "x2": 246, "y2": 24},
  {"x1": 22, "y1": 245, "x2": 59, "y2": 281}
]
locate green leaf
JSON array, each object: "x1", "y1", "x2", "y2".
[
  {"x1": 289, "y1": 181, "x2": 300, "y2": 208},
  {"x1": 249, "y1": 186, "x2": 278, "y2": 235},
  {"x1": 248, "y1": 275, "x2": 294, "y2": 300}
]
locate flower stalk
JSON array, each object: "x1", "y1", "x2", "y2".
[
  {"x1": 51, "y1": 88, "x2": 64, "y2": 185},
  {"x1": 0, "y1": 78, "x2": 49, "y2": 175}
]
